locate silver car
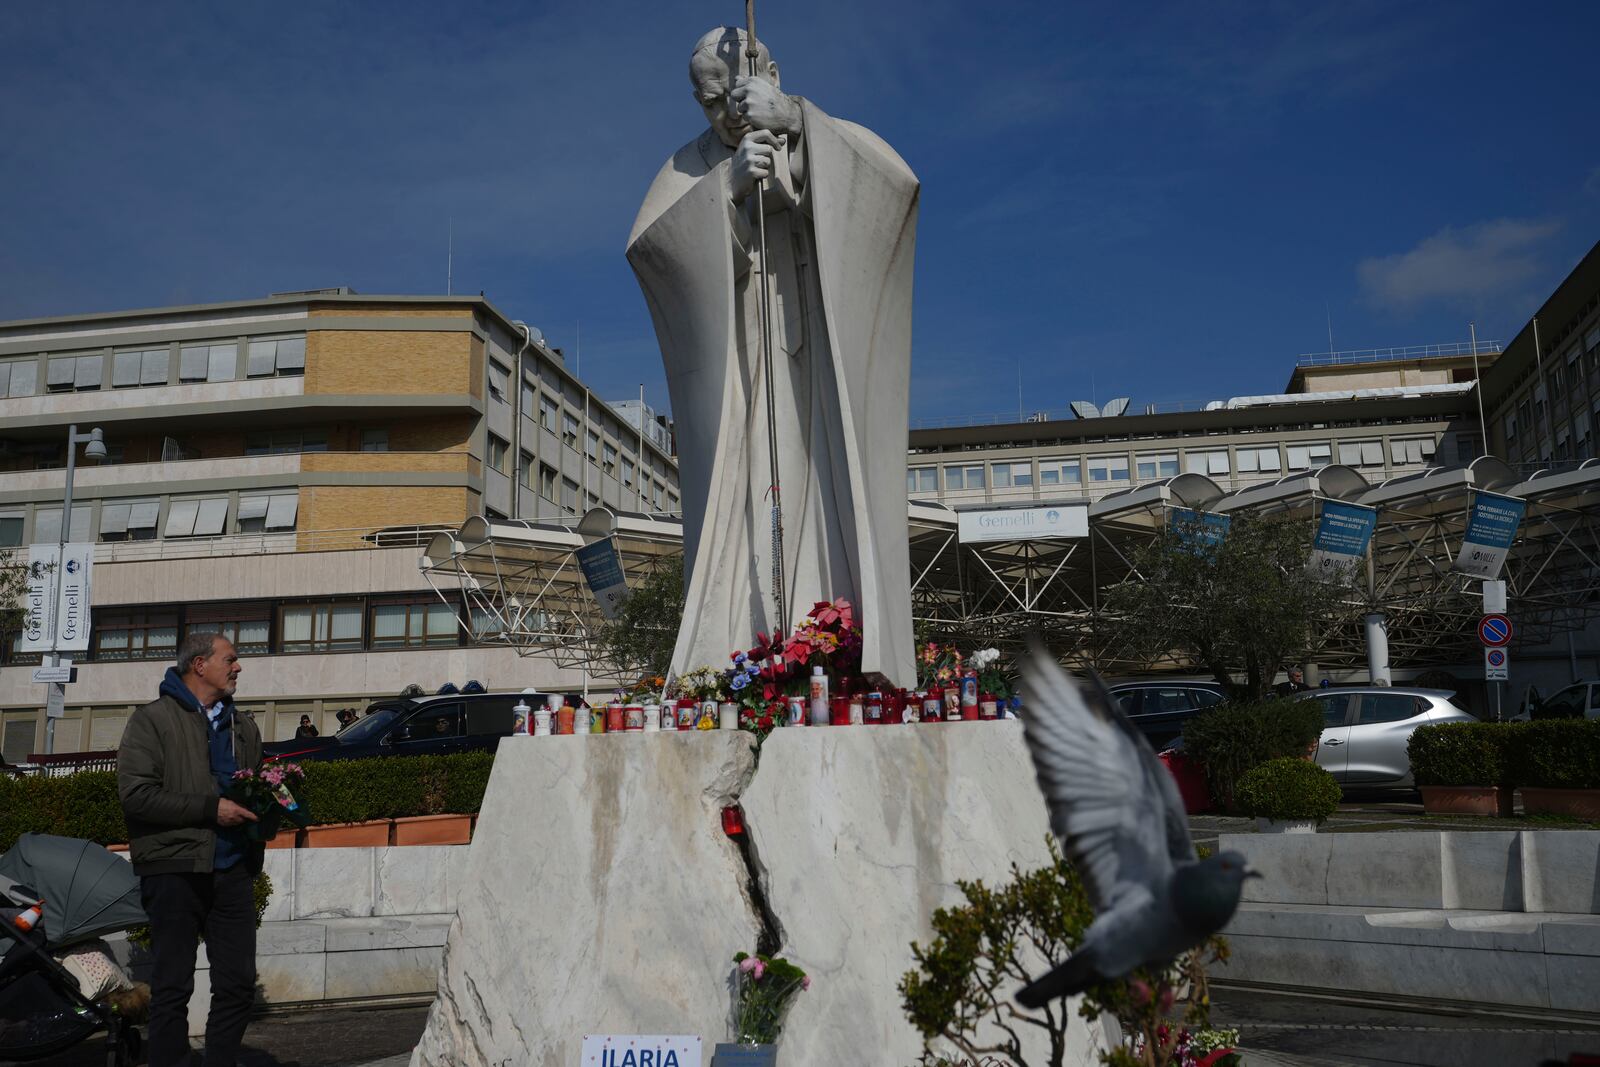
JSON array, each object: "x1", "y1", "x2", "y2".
[{"x1": 1296, "y1": 688, "x2": 1476, "y2": 788}]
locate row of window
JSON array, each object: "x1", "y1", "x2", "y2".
[
  {"x1": 0, "y1": 335, "x2": 306, "y2": 398},
  {"x1": 0, "y1": 491, "x2": 300, "y2": 548},
  {"x1": 487, "y1": 434, "x2": 681, "y2": 514},
  {"x1": 1501, "y1": 322, "x2": 1600, "y2": 455},
  {"x1": 908, "y1": 437, "x2": 1438, "y2": 494},
  {"x1": 487, "y1": 356, "x2": 669, "y2": 479},
  {"x1": 1, "y1": 594, "x2": 497, "y2": 667}
]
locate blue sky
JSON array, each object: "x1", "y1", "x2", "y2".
[{"x1": 3, "y1": 1, "x2": 1597, "y2": 424}]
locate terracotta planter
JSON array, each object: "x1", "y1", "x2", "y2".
[
  {"x1": 303, "y1": 820, "x2": 392, "y2": 848},
  {"x1": 264, "y1": 827, "x2": 302, "y2": 849},
  {"x1": 1420, "y1": 785, "x2": 1514, "y2": 817},
  {"x1": 105, "y1": 843, "x2": 128, "y2": 853},
  {"x1": 1520, "y1": 787, "x2": 1600, "y2": 821},
  {"x1": 392, "y1": 813, "x2": 474, "y2": 846}
]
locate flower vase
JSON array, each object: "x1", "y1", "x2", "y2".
[{"x1": 711, "y1": 1043, "x2": 778, "y2": 1066}]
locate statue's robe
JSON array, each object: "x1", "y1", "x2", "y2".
[{"x1": 627, "y1": 99, "x2": 918, "y2": 685}]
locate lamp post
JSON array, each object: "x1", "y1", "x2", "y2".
[{"x1": 43, "y1": 424, "x2": 106, "y2": 755}]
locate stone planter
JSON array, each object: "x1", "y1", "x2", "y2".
[
  {"x1": 1254, "y1": 818, "x2": 1318, "y2": 834},
  {"x1": 1520, "y1": 787, "x2": 1600, "y2": 821},
  {"x1": 303, "y1": 820, "x2": 392, "y2": 848},
  {"x1": 1420, "y1": 785, "x2": 1513, "y2": 817},
  {"x1": 712, "y1": 1043, "x2": 778, "y2": 1066},
  {"x1": 392, "y1": 813, "x2": 473, "y2": 846}
]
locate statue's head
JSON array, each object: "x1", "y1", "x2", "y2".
[{"x1": 689, "y1": 26, "x2": 778, "y2": 149}]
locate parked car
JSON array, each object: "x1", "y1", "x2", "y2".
[
  {"x1": 1296, "y1": 687, "x2": 1476, "y2": 788},
  {"x1": 1109, "y1": 680, "x2": 1228, "y2": 751},
  {"x1": 262, "y1": 691, "x2": 557, "y2": 763},
  {"x1": 1512, "y1": 681, "x2": 1600, "y2": 721}
]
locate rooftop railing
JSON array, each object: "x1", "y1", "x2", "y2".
[{"x1": 1295, "y1": 341, "x2": 1503, "y2": 367}]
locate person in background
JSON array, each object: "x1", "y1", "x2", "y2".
[
  {"x1": 117, "y1": 631, "x2": 261, "y2": 1067},
  {"x1": 1275, "y1": 667, "x2": 1311, "y2": 696},
  {"x1": 294, "y1": 714, "x2": 319, "y2": 739}
]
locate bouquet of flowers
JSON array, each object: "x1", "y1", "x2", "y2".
[
  {"x1": 226, "y1": 763, "x2": 310, "y2": 842},
  {"x1": 783, "y1": 599, "x2": 862, "y2": 676},
  {"x1": 675, "y1": 666, "x2": 726, "y2": 702},
  {"x1": 730, "y1": 951, "x2": 811, "y2": 1046},
  {"x1": 917, "y1": 641, "x2": 963, "y2": 690},
  {"x1": 968, "y1": 647, "x2": 1014, "y2": 701}
]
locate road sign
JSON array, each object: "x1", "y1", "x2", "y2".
[
  {"x1": 44, "y1": 682, "x2": 66, "y2": 719},
  {"x1": 32, "y1": 666, "x2": 76, "y2": 684},
  {"x1": 1484, "y1": 646, "x2": 1509, "y2": 681},
  {"x1": 1478, "y1": 614, "x2": 1513, "y2": 647}
]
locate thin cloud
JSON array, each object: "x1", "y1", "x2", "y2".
[{"x1": 1356, "y1": 219, "x2": 1563, "y2": 311}]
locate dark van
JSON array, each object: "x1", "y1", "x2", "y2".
[{"x1": 263, "y1": 691, "x2": 554, "y2": 763}]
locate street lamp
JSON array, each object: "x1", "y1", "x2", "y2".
[{"x1": 43, "y1": 424, "x2": 106, "y2": 754}]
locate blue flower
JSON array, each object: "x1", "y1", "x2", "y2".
[
  {"x1": 730, "y1": 674, "x2": 748, "y2": 692},
  {"x1": 733, "y1": 651, "x2": 748, "y2": 666}
]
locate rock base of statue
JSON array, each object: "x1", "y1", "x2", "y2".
[
  {"x1": 711, "y1": 1043, "x2": 777, "y2": 1066},
  {"x1": 409, "y1": 726, "x2": 1110, "y2": 1066}
]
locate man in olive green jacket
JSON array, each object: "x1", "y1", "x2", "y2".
[{"x1": 118, "y1": 632, "x2": 262, "y2": 1067}]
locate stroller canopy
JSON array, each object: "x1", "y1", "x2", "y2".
[{"x1": 0, "y1": 835, "x2": 146, "y2": 949}]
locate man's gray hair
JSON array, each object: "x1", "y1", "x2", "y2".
[{"x1": 177, "y1": 631, "x2": 222, "y2": 674}]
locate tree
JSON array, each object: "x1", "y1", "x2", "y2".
[
  {"x1": 591, "y1": 555, "x2": 684, "y2": 682},
  {"x1": 0, "y1": 548, "x2": 30, "y2": 636},
  {"x1": 1104, "y1": 514, "x2": 1355, "y2": 702}
]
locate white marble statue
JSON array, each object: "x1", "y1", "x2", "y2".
[{"x1": 627, "y1": 26, "x2": 918, "y2": 686}]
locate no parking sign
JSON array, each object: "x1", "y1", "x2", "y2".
[{"x1": 1484, "y1": 646, "x2": 1509, "y2": 681}]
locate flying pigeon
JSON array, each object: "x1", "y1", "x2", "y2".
[{"x1": 1014, "y1": 645, "x2": 1259, "y2": 1007}]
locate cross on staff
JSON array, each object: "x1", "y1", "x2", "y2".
[{"x1": 744, "y1": 0, "x2": 789, "y2": 636}]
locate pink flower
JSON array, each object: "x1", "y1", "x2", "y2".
[
  {"x1": 1129, "y1": 978, "x2": 1152, "y2": 1006},
  {"x1": 738, "y1": 957, "x2": 759, "y2": 975},
  {"x1": 751, "y1": 960, "x2": 765, "y2": 981},
  {"x1": 1158, "y1": 984, "x2": 1175, "y2": 1013},
  {"x1": 801, "y1": 975, "x2": 811, "y2": 991}
]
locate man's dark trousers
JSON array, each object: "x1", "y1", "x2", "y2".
[{"x1": 140, "y1": 864, "x2": 256, "y2": 1067}]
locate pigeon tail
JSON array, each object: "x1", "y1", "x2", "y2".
[{"x1": 1016, "y1": 951, "x2": 1102, "y2": 1007}]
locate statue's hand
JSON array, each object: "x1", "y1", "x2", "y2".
[
  {"x1": 732, "y1": 76, "x2": 802, "y2": 137},
  {"x1": 730, "y1": 130, "x2": 781, "y2": 204}
]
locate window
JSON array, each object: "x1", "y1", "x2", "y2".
[
  {"x1": 245, "y1": 336, "x2": 306, "y2": 377},
  {"x1": 992, "y1": 461, "x2": 1033, "y2": 488},
  {"x1": 97, "y1": 500, "x2": 158, "y2": 542},
  {"x1": 622, "y1": 457, "x2": 636, "y2": 487},
  {"x1": 244, "y1": 430, "x2": 327, "y2": 455},
  {"x1": 540, "y1": 395, "x2": 559, "y2": 432},
  {"x1": 34, "y1": 504, "x2": 92, "y2": 543},
  {"x1": 519, "y1": 450, "x2": 535, "y2": 489},
  {"x1": 397, "y1": 704, "x2": 462, "y2": 743},
  {"x1": 1234, "y1": 447, "x2": 1281, "y2": 474},
  {"x1": 1358, "y1": 693, "x2": 1424, "y2": 725},
  {"x1": 179, "y1": 342, "x2": 237, "y2": 383},
  {"x1": 603, "y1": 443, "x2": 618, "y2": 477},
  {"x1": 280, "y1": 600, "x2": 363, "y2": 652},
  {"x1": 1504, "y1": 413, "x2": 1518, "y2": 442},
  {"x1": 0, "y1": 511, "x2": 21, "y2": 547},
  {"x1": 1135, "y1": 453, "x2": 1178, "y2": 480},
  {"x1": 93, "y1": 609, "x2": 179, "y2": 662},
  {"x1": 469, "y1": 603, "x2": 505, "y2": 641},
  {"x1": 236, "y1": 492, "x2": 298, "y2": 533},
  {"x1": 1087, "y1": 455, "x2": 1130, "y2": 483},
  {"x1": 163, "y1": 496, "x2": 229, "y2": 538},
  {"x1": 1038, "y1": 458, "x2": 1082, "y2": 486},
  {"x1": 1389, "y1": 437, "x2": 1435, "y2": 466},
  {"x1": 0, "y1": 359, "x2": 39, "y2": 398},
  {"x1": 562, "y1": 413, "x2": 579, "y2": 449},
  {"x1": 488, "y1": 434, "x2": 509, "y2": 474},
  {"x1": 539, "y1": 463, "x2": 558, "y2": 500},
  {"x1": 1285, "y1": 443, "x2": 1331, "y2": 471},
  {"x1": 1312, "y1": 693, "x2": 1355, "y2": 728},
  {"x1": 112, "y1": 348, "x2": 169, "y2": 388},
  {"x1": 521, "y1": 381, "x2": 536, "y2": 417},
  {"x1": 360, "y1": 429, "x2": 389, "y2": 452},
  {"x1": 46, "y1": 354, "x2": 103, "y2": 392},
  {"x1": 906, "y1": 466, "x2": 938, "y2": 493},
  {"x1": 667, "y1": 492, "x2": 680, "y2": 513},
  {"x1": 1185, "y1": 450, "x2": 1230, "y2": 476},
  {"x1": 371, "y1": 597, "x2": 459, "y2": 649},
  {"x1": 487, "y1": 361, "x2": 510, "y2": 403},
  {"x1": 944, "y1": 464, "x2": 985, "y2": 490},
  {"x1": 186, "y1": 603, "x2": 272, "y2": 655},
  {"x1": 585, "y1": 431, "x2": 599, "y2": 465},
  {"x1": 561, "y1": 477, "x2": 579, "y2": 511}
]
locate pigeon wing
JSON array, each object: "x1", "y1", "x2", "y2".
[{"x1": 1018, "y1": 644, "x2": 1194, "y2": 914}]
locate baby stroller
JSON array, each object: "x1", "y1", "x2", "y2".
[{"x1": 0, "y1": 833, "x2": 147, "y2": 1065}]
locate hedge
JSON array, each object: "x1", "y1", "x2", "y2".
[
  {"x1": 1408, "y1": 722, "x2": 1508, "y2": 787},
  {"x1": 1181, "y1": 698, "x2": 1325, "y2": 811},
  {"x1": 1506, "y1": 719, "x2": 1600, "y2": 790},
  {"x1": 0, "y1": 750, "x2": 497, "y2": 853},
  {"x1": 1235, "y1": 757, "x2": 1342, "y2": 823}
]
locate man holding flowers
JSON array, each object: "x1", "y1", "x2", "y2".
[{"x1": 117, "y1": 631, "x2": 263, "y2": 1067}]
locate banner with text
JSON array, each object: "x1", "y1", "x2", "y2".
[
  {"x1": 1454, "y1": 492, "x2": 1525, "y2": 580},
  {"x1": 1168, "y1": 507, "x2": 1230, "y2": 549},
  {"x1": 957, "y1": 503, "x2": 1088, "y2": 543},
  {"x1": 1307, "y1": 501, "x2": 1378, "y2": 581},
  {"x1": 580, "y1": 1034, "x2": 702, "y2": 1066},
  {"x1": 576, "y1": 537, "x2": 631, "y2": 620},
  {"x1": 17, "y1": 544, "x2": 59, "y2": 653},
  {"x1": 20, "y1": 543, "x2": 94, "y2": 653}
]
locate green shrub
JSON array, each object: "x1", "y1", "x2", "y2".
[
  {"x1": 1408, "y1": 722, "x2": 1513, "y2": 786},
  {"x1": 1506, "y1": 719, "x2": 1600, "y2": 789},
  {"x1": 0, "y1": 770, "x2": 126, "y2": 854},
  {"x1": 441, "y1": 752, "x2": 494, "y2": 814},
  {"x1": 1182, "y1": 699, "x2": 1325, "y2": 811},
  {"x1": 1235, "y1": 757, "x2": 1341, "y2": 823}
]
